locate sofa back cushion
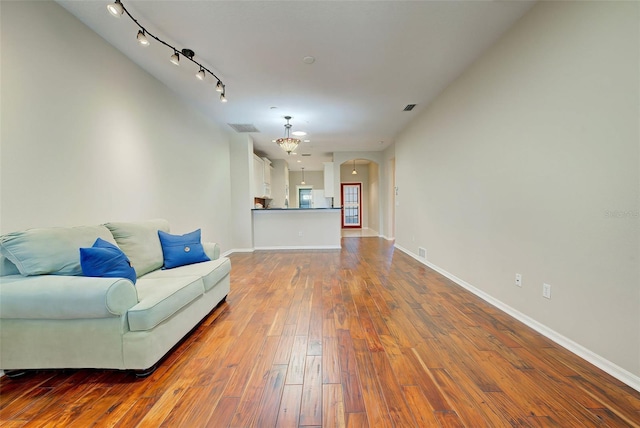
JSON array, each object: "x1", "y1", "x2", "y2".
[
  {"x1": 0, "y1": 254, "x2": 20, "y2": 276},
  {"x1": 105, "y1": 219, "x2": 170, "y2": 277},
  {"x1": 0, "y1": 225, "x2": 117, "y2": 276}
]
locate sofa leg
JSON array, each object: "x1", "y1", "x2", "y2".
[
  {"x1": 134, "y1": 365, "x2": 157, "y2": 378},
  {"x1": 4, "y1": 370, "x2": 27, "y2": 378}
]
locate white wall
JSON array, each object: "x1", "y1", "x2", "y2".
[
  {"x1": 381, "y1": 145, "x2": 396, "y2": 240},
  {"x1": 229, "y1": 135, "x2": 254, "y2": 251},
  {"x1": 368, "y1": 162, "x2": 380, "y2": 233},
  {"x1": 0, "y1": 1, "x2": 232, "y2": 250},
  {"x1": 395, "y1": 1, "x2": 639, "y2": 380}
]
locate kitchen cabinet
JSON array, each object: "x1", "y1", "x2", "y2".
[
  {"x1": 252, "y1": 155, "x2": 272, "y2": 198},
  {"x1": 262, "y1": 157, "x2": 272, "y2": 185},
  {"x1": 252, "y1": 155, "x2": 264, "y2": 198},
  {"x1": 268, "y1": 159, "x2": 289, "y2": 208}
]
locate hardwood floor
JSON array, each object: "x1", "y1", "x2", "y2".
[{"x1": 1, "y1": 237, "x2": 639, "y2": 427}]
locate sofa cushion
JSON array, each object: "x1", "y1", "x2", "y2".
[
  {"x1": 105, "y1": 219, "x2": 170, "y2": 277},
  {"x1": 128, "y1": 276, "x2": 204, "y2": 332},
  {"x1": 80, "y1": 238, "x2": 137, "y2": 284},
  {"x1": 158, "y1": 229, "x2": 210, "y2": 269},
  {"x1": 142, "y1": 257, "x2": 231, "y2": 292},
  {"x1": 0, "y1": 225, "x2": 117, "y2": 276}
]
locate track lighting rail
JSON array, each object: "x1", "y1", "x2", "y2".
[{"x1": 108, "y1": 0, "x2": 227, "y2": 102}]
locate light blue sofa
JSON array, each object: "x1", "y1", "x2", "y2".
[{"x1": 0, "y1": 219, "x2": 230, "y2": 375}]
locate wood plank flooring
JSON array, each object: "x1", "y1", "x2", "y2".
[{"x1": 1, "y1": 237, "x2": 639, "y2": 427}]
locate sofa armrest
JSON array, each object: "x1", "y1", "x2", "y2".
[
  {"x1": 0, "y1": 275, "x2": 138, "y2": 319},
  {"x1": 203, "y1": 242, "x2": 220, "y2": 260}
]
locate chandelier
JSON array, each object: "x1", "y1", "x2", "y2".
[{"x1": 276, "y1": 116, "x2": 300, "y2": 154}]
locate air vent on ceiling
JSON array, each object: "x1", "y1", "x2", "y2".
[
  {"x1": 403, "y1": 104, "x2": 417, "y2": 111},
  {"x1": 301, "y1": 153, "x2": 311, "y2": 156},
  {"x1": 227, "y1": 123, "x2": 260, "y2": 133}
]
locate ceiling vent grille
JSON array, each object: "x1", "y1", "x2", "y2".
[
  {"x1": 403, "y1": 104, "x2": 417, "y2": 111},
  {"x1": 227, "y1": 123, "x2": 260, "y2": 133},
  {"x1": 301, "y1": 153, "x2": 311, "y2": 156}
]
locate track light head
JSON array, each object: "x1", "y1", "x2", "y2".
[
  {"x1": 107, "y1": 0, "x2": 124, "y2": 17},
  {"x1": 196, "y1": 68, "x2": 205, "y2": 81},
  {"x1": 170, "y1": 52, "x2": 180, "y2": 66},
  {"x1": 215, "y1": 81, "x2": 224, "y2": 92},
  {"x1": 220, "y1": 92, "x2": 227, "y2": 103},
  {"x1": 137, "y1": 30, "x2": 149, "y2": 46}
]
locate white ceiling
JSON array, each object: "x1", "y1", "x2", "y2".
[{"x1": 58, "y1": 0, "x2": 535, "y2": 171}]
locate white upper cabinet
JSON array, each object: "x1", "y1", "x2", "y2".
[
  {"x1": 253, "y1": 155, "x2": 273, "y2": 198},
  {"x1": 252, "y1": 154, "x2": 264, "y2": 198},
  {"x1": 262, "y1": 157, "x2": 272, "y2": 185}
]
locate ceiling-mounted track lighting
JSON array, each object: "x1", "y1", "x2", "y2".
[
  {"x1": 107, "y1": 0, "x2": 227, "y2": 103},
  {"x1": 170, "y1": 51, "x2": 180, "y2": 66}
]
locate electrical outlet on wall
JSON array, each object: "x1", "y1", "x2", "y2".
[
  {"x1": 543, "y1": 283, "x2": 551, "y2": 299},
  {"x1": 418, "y1": 247, "x2": 427, "y2": 259},
  {"x1": 515, "y1": 273, "x2": 522, "y2": 287}
]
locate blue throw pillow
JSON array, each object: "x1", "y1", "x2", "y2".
[
  {"x1": 80, "y1": 238, "x2": 137, "y2": 284},
  {"x1": 158, "y1": 229, "x2": 210, "y2": 269}
]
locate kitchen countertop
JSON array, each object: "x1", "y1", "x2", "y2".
[{"x1": 252, "y1": 208, "x2": 341, "y2": 211}]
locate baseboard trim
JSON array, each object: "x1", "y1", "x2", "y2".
[
  {"x1": 254, "y1": 245, "x2": 341, "y2": 251},
  {"x1": 394, "y1": 244, "x2": 640, "y2": 393},
  {"x1": 223, "y1": 248, "x2": 254, "y2": 256}
]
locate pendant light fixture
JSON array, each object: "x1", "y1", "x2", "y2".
[
  {"x1": 107, "y1": 0, "x2": 227, "y2": 103},
  {"x1": 276, "y1": 116, "x2": 301, "y2": 155},
  {"x1": 352, "y1": 159, "x2": 358, "y2": 175},
  {"x1": 301, "y1": 167, "x2": 306, "y2": 185}
]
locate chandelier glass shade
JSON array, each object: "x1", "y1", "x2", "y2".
[{"x1": 276, "y1": 116, "x2": 300, "y2": 154}]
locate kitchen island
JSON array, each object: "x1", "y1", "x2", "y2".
[{"x1": 252, "y1": 208, "x2": 341, "y2": 250}]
